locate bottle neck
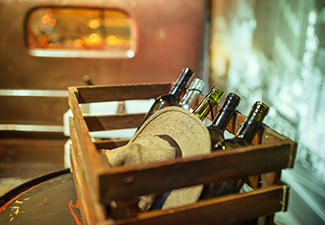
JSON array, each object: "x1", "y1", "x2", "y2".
[
  {"x1": 210, "y1": 94, "x2": 240, "y2": 132},
  {"x1": 179, "y1": 89, "x2": 201, "y2": 111},
  {"x1": 236, "y1": 102, "x2": 269, "y2": 144},
  {"x1": 193, "y1": 86, "x2": 224, "y2": 121},
  {"x1": 179, "y1": 78, "x2": 204, "y2": 111},
  {"x1": 169, "y1": 68, "x2": 194, "y2": 100}
]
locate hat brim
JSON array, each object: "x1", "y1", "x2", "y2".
[{"x1": 130, "y1": 106, "x2": 211, "y2": 209}]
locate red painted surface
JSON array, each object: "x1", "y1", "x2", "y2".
[
  {"x1": 0, "y1": 183, "x2": 43, "y2": 212},
  {"x1": 69, "y1": 200, "x2": 82, "y2": 225}
]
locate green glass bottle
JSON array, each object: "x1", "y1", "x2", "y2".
[
  {"x1": 214, "y1": 101, "x2": 269, "y2": 151},
  {"x1": 177, "y1": 78, "x2": 205, "y2": 111},
  {"x1": 137, "y1": 68, "x2": 194, "y2": 129},
  {"x1": 208, "y1": 93, "x2": 241, "y2": 149},
  {"x1": 200, "y1": 101, "x2": 269, "y2": 200},
  {"x1": 192, "y1": 86, "x2": 224, "y2": 121}
]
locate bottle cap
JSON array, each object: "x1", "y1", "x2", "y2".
[
  {"x1": 252, "y1": 101, "x2": 269, "y2": 115},
  {"x1": 209, "y1": 86, "x2": 224, "y2": 102},
  {"x1": 226, "y1": 93, "x2": 241, "y2": 104},
  {"x1": 188, "y1": 78, "x2": 204, "y2": 91}
]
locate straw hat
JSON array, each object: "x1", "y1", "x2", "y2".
[{"x1": 102, "y1": 106, "x2": 211, "y2": 211}]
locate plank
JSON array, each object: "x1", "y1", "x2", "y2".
[
  {"x1": 69, "y1": 116, "x2": 102, "y2": 202},
  {"x1": 98, "y1": 142, "x2": 292, "y2": 202},
  {"x1": 0, "y1": 130, "x2": 66, "y2": 139},
  {"x1": 70, "y1": 144, "x2": 109, "y2": 225},
  {"x1": 94, "y1": 139, "x2": 129, "y2": 150},
  {"x1": 84, "y1": 114, "x2": 145, "y2": 131},
  {"x1": 115, "y1": 185, "x2": 287, "y2": 225},
  {"x1": 0, "y1": 96, "x2": 68, "y2": 126},
  {"x1": 75, "y1": 83, "x2": 173, "y2": 103},
  {"x1": 0, "y1": 136, "x2": 66, "y2": 178},
  {"x1": 70, "y1": 145, "x2": 93, "y2": 225},
  {"x1": 0, "y1": 163, "x2": 64, "y2": 178},
  {"x1": 69, "y1": 88, "x2": 105, "y2": 191},
  {"x1": 70, "y1": 120, "x2": 110, "y2": 225}
]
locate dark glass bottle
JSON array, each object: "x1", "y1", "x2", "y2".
[
  {"x1": 177, "y1": 78, "x2": 204, "y2": 111},
  {"x1": 148, "y1": 86, "x2": 223, "y2": 211},
  {"x1": 200, "y1": 101, "x2": 269, "y2": 200},
  {"x1": 208, "y1": 93, "x2": 241, "y2": 149},
  {"x1": 192, "y1": 86, "x2": 224, "y2": 121},
  {"x1": 214, "y1": 101, "x2": 269, "y2": 151},
  {"x1": 137, "y1": 68, "x2": 194, "y2": 129}
]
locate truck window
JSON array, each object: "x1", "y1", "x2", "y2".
[{"x1": 26, "y1": 7, "x2": 135, "y2": 58}]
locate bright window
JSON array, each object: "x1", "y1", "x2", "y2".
[{"x1": 26, "y1": 7, "x2": 135, "y2": 58}]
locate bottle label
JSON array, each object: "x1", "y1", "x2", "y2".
[{"x1": 239, "y1": 183, "x2": 254, "y2": 193}]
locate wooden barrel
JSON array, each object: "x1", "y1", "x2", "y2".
[{"x1": 0, "y1": 169, "x2": 83, "y2": 225}]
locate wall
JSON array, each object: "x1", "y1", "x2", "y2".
[{"x1": 209, "y1": 0, "x2": 325, "y2": 224}]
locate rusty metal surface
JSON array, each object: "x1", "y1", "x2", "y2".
[
  {"x1": 0, "y1": 0, "x2": 205, "y2": 90},
  {"x1": 0, "y1": 0, "x2": 205, "y2": 126},
  {"x1": 0, "y1": 0, "x2": 205, "y2": 178}
]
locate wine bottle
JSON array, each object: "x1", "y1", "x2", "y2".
[
  {"x1": 192, "y1": 86, "x2": 224, "y2": 121},
  {"x1": 200, "y1": 101, "x2": 269, "y2": 199},
  {"x1": 208, "y1": 93, "x2": 241, "y2": 149},
  {"x1": 137, "y1": 68, "x2": 194, "y2": 129},
  {"x1": 148, "y1": 85, "x2": 222, "y2": 211},
  {"x1": 177, "y1": 78, "x2": 204, "y2": 111},
  {"x1": 214, "y1": 101, "x2": 269, "y2": 151}
]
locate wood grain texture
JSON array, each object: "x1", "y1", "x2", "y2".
[
  {"x1": 85, "y1": 114, "x2": 145, "y2": 131},
  {"x1": 98, "y1": 142, "x2": 292, "y2": 202},
  {"x1": 68, "y1": 83, "x2": 297, "y2": 224},
  {"x1": 70, "y1": 145, "x2": 94, "y2": 225},
  {"x1": 115, "y1": 185, "x2": 286, "y2": 225},
  {"x1": 94, "y1": 139, "x2": 129, "y2": 150},
  {"x1": 0, "y1": 96, "x2": 68, "y2": 126},
  {"x1": 69, "y1": 87, "x2": 105, "y2": 202},
  {"x1": 70, "y1": 119, "x2": 110, "y2": 225},
  {"x1": 76, "y1": 83, "x2": 173, "y2": 103},
  {"x1": 0, "y1": 132, "x2": 66, "y2": 178}
]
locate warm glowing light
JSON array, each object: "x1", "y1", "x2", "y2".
[
  {"x1": 28, "y1": 7, "x2": 134, "y2": 57},
  {"x1": 127, "y1": 50, "x2": 134, "y2": 58},
  {"x1": 39, "y1": 34, "x2": 50, "y2": 47},
  {"x1": 42, "y1": 15, "x2": 50, "y2": 24},
  {"x1": 48, "y1": 18, "x2": 56, "y2": 27},
  {"x1": 55, "y1": 28, "x2": 63, "y2": 37},
  {"x1": 89, "y1": 20, "x2": 99, "y2": 29},
  {"x1": 74, "y1": 39, "x2": 84, "y2": 47},
  {"x1": 107, "y1": 35, "x2": 117, "y2": 45},
  {"x1": 45, "y1": 8, "x2": 53, "y2": 16},
  {"x1": 89, "y1": 33, "x2": 99, "y2": 42}
]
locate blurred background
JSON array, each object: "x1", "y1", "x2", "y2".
[{"x1": 0, "y1": 0, "x2": 324, "y2": 224}]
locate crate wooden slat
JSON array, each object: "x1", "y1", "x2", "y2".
[
  {"x1": 94, "y1": 139, "x2": 130, "y2": 150},
  {"x1": 68, "y1": 83, "x2": 297, "y2": 225},
  {"x1": 97, "y1": 142, "x2": 292, "y2": 202},
  {"x1": 84, "y1": 113, "x2": 145, "y2": 131},
  {"x1": 70, "y1": 118, "x2": 108, "y2": 225},
  {"x1": 74, "y1": 83, "x2": 173, "y2": 103},
  {"x1": 116, "y1": 184, "x2": 287, "y2": 225}
]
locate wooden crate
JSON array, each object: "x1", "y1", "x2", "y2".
[{"x1": 68, "y1": 83, "x2": 297, "y2": 225}]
